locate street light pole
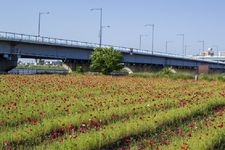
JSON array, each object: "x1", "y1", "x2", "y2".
[
  {"x1": 198, "y1": 40, "x2": 205, "y2": 53},
  {"x1": 139, "y1": 35, "x2": 142, "y2": 50},
  {"x1": 184, "y1": 45, "x2": 190, "y2": 56},
  {"x1": 139, "y1": 34, "x2": 148, "y2": 50},
  {"x1": 165, "y1": 41, "x2": 172, "y2": 54},
  {"x1": 198, "y1": 40, "x2": 205, "y2": 56},
  {"x1": 38, "y1": 12, "x2": 50, "y2": 36},
  {"x1": 38, "y1": 13, "x2": 41, "y2": 36},
  {"x1": 91, "y1": 8, "x2": 103, "y2": 47},
  {"x1": 145, "y1": 24, "x2": 154, "y2": 54},
  {"x1": 177, "y1": 34, "x2": 185, "y2": 56}
]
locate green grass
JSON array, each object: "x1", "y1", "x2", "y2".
[
  {"x1": 130, "y1": 72, "x2": 225, "y2": 82},
  {"x1": 16, "y1": 65, "x2": 65, "y2": 70},
  {"x1": 1, "y1": 75, "x2": 225, "y2": 150},
  {"x1": 37, "y1": 97, "x2": 225, "y2": 150},
  {"x1": 159, "y1": 112, "x2": 225, "y2": 150}
]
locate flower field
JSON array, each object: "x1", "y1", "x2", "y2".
[{"x1": 0, "y1": 74, "x2": 225, "y2": 150}]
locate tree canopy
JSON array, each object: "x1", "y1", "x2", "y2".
[{"x1": 90, "y1": 47, "x2": 123, "y2": 75}]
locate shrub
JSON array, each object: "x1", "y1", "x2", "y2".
[
  {"x1": 160, "y1": 67, "x2": 176, "y2": 75},
  {"x1": 217, "y1": 75, "x2": 225, "y2": 82},
  {"x1": 75, "y1": 66, "x2": 84, "y2": 73},
  {"x1": 90, "y1": 47, "x2": 123, "y2": 75}
]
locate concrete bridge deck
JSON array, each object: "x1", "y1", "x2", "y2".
[
  {"x1": 0, "y1": 31, "x2": 225, "y2": 73},
  {"x1": 194, "y1": 56, "x2": 225, "y2": 62}
]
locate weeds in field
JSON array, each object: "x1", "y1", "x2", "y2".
[{"x1": 0, "y1": 75, "x2": 225, "y2": 150}]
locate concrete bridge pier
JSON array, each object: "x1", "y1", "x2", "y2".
[
  {"x1": 124, "y1": 63, "x2": 164, "y2": 73},
  {"x1": 124, "y1": 63, "x2": 200, "y2": 74},
  {"x1": 64, "y1": 60, "x2": 90, "y2": 72},
  {"x1": 0, "y1": 55, "x2": 18, "y2": 73}
]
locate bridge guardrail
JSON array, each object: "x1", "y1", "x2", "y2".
[{"x1": 0, "y1": 31, "x2": 224, "y2": 64}]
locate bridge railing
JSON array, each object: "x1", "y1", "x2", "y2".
[
  {"x1": 0, "y1": 31, "x2": 101, "y2": 48},
  {"x1": 0, "y1": 31, "x2": 183, "y2": 56},
  {"x1": 0, "y1": 31, "x2": 191, "y2": 57},
  {"x1": 0, "y1": 31, "x2": 225, "y2": 64}
]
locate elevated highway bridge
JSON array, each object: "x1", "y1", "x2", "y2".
[
  {"x1": 193, "y1": 56, "x2": 225, "y2": 62},
  {"x1": 0, "y1": 31, "x2": 225, "y2": 73}
]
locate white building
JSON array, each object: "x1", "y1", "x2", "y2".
[{"x1": 199, "y1": 48, "x2": 214, "y2": 56}]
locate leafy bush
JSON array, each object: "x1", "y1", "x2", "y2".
[
  {"x1": 217, "y1": 75, "x2": 225, "y2": 82},
  {"x1": 75, "y1": 66, "x2": 84, "y2": 73},
  {"x1": 90, "y1": 47, "x2": 123, "y2": 75},
  {"x1": 160, "y1": 67, "x2": 176, "y2": 75}
]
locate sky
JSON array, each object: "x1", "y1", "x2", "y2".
[{"x1": 0, "y1": 0, "x2": 225, "y2": 56}]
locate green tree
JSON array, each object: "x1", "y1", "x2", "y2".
[{"x1": 90, "y1": 47, "x2": 123, "y2": 75}]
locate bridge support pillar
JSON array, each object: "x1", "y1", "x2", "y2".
[
  {"x1": 64, "y1": 60, "x2": 90, "y2": 72},
  {"x1": 0, "y1": 55, "x2": 18, "y2": 73},
  {"x1": 124, "y1": 64, "x2": 163, "y2": 73}
]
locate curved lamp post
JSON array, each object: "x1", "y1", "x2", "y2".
[
  {"x1": 145, "y1": 24, "x2": 154, "y2": 54},
  {"x1": 38, "y1": 11, "x2": 50, "y2": 36},
  {"x1": 90, "y1": 8, "x2": 103, "y2": 47}
]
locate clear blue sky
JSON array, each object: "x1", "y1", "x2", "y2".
[{"x1": 1, "y1": 0, "x2": 225, "y2": 55}]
